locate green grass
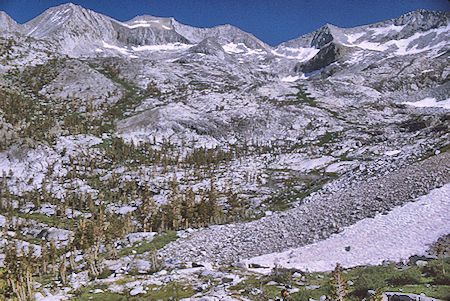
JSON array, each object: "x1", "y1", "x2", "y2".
[
  {"x1": 72, "y1": 282, "x2": 195, "y2": 301},
  {"x1": 230, "y1": 271, "x2": 332, "y2": 301},
  {"x1": 86, "y1": 62, "x2": 154, "y2": 130},
  {"x1": 117, "y1": 231, "x2": 178, "y2": 257},
  {"x1": 230, "y1": 275, "x2": 262, "y2": 291},
  {"x1": 261, "y1": 176, "x2": 330, "y2": 212},
  {"x1": 17, "y1": 212, "x2": 79, "y2": 230},
  {"x1": 343, "y1": 260, "x2": 450, "y2": 300},
  {"x1": 282, "y1": 85, "x2": 318, "y2": 107},
  {"x1": 230, "y1": 275, "x2": 281, "y2": 299},
  {"x1": 141, "y1": 283, "x2": 195, "y2": 300},
  {"x1": 231, "y1": 259, "x2": 450, "y2": 300},
  {"x1": 316, "y1": 131, "x2": 339, "y2": 146},
  {"x1": 388, "y1": 284, "x2": 450, "y2": 300}
]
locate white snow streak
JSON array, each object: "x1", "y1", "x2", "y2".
[
  {"x1": 272, "y1": 47, "x2": 319, "y2": 62},
  {"x1": 102, "y1": 41, "x2": 130, "y2": 55},
  {"x1": 222, "y1": 43, "x2": 265, "y2": 55},
  {"x1": 346, "y1": 32, "x2": 365, "y2": 44},
  {"x1": 269, "y1": 155, "x2": 334, "y2": 172},
  {"x1": 247, "y1": 183, "x2": 450, "y2": 272},
  {"x1": 131, "y1": 43, "x2": 192, "y2": 51},
  {"x1": 370, "y1": 24, "x2": 405, "y2": 37},
  {"x1": 403, "y1": 97, "x2": 450, "y2": 109},
  {"x1": 385, "y1": 150, "x2": 401, "y2": 156},
  {"x1": 343, "y1": 24, "x2": 449, "y2": 55},
  {"x1": 280, "y1": 75, "x2": 300, "y2": 82}
]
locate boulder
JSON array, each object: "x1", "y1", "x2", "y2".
[
  {"x1": 126, "y1": 259, "x2": 155, "y2": 275},
  {"x1": 125, "y1": 232, "x2": 156, "y2": 245}
]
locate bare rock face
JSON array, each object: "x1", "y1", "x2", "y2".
[
  {"x1": 310, "y1": 24, "x2": 335, "y2": 48},
  {"x1": 0, "y1": 11, "x2": 21, "y2": 34},
  {"x1": 189, "y1": 37, "x2": 227, "y2": 58},
  {"x1": 112, "y1": 16, "x2": 190, "y2": 46},
  {"x1": 294, "y1": 42, "x2": 354, "y2": 73}
]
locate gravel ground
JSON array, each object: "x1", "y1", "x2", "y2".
[{"x1": 160, "y1": 152, "x2": 450, "y2": 264}]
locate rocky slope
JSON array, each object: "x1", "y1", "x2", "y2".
[{"x1": 161, "y1": 151, "x2": 450, "y2": 264}]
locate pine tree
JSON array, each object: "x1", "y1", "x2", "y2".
[
  {"x1": 330, "y1": 263, "x2": 348, "y2": 301},
  {"x1": 104, "y1": 212, "x2": 126, "y2": 258}
]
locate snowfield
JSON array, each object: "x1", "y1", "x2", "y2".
[
  {"x1": 403, "y1": 97, "x2": 450, "y2": 110},
  {"x1": 247, "y1": 183, "x2": 450, "y2": 272}
]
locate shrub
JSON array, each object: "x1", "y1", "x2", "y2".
[
  {"x1": 423, "y1": 258, "x2": 450, "y2": 285},
  {"x1": 352, "y1": 265, "x2": 392, "y2": 297},
  {"x1": 268, "y1": 265, "x2": 292, "y2": 284},
  {"x1": 289, "y1": 289, "x2": 313, "y2": 301},
  {"x1": 387, "y1": 267, "x2": 423, "y2": 285}
]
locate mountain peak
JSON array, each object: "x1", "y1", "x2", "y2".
[
  {"x1": 0, "y1": 11, "x2": 20, "y2": 33},
  {"x1": 50, "y1": 2, "x2": 85, "y2": 15},
  {"x1": 56, "y1": 2, "x2": 79, "y2": 8},
  {"x1": 395, "y1": 9, "x2": 449, "y2": 26}
]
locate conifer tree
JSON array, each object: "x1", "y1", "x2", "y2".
[{"x1": 330, "y1": 263, "x2": 348, "y2": 301}]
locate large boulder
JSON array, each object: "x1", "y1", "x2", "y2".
[{"x1": 125, "y1": 232, "x2": 156, "y2": 245}]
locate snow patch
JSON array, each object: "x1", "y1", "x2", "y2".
[
  {"x1": 223, "y1": 43, "x2": 265, "y2": 55},
  {"x1": 346, "y1": 32, "x2": 365, "y2": 44},
  {"x1": 223, "y1": 43, "x2": 247, "y2": 54},
  {"x1": 344, "y1": 24, "x2": 450, "y2": 55},
  {"x1": 247, "y1": 184, "x2": 450, "y2": 272},
  {"x1": 385, "y1": 150, "x2": 401, "y2": 156},
  {"x1": 403, "y1": 97, "x2": 450, "y2": 109},
  {"x1": 272, "y1": 47, "x2": 319, "y2": 62},
  {"x1": 351, "y1": 41, "x2": 389, "y2": 52},
  {"x1": 120, "y1": 20, "x2": 151, "y2": 29},
  {"x1": 325, "y1": 161, "x2": 355, "y2": 173},
  {"x1": 102, "y1": 41, "x2": 130, "y2": 56},
  {"x1": 370, "y1": 24, "x2": 405, "y2": 37},
  {"x1": 280, "y1": 75, "x2": 300, "y2": 82},
  {"x1": 131, "y1": 43, "x2": 192, "y2": 52},
  {"x1": 269, "y1": 155, "x2": 334, "y2": 172}
]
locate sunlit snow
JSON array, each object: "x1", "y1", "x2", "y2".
[
  {"x1": 280, "y1": 75, "x2": 300, "y2": 82},
  {"x1": 403, "y1": 97, "x2": 450, "y2": 109},
  {"x1": 370, "y1": 24, "x2": 405, "y2": 37},
  {"x1": 269, "y1": 155, "x2": 334, "y2": 172},
  {"x1": 247, "y1": 184, "x2": 450, "y2": 272},
  {"x1": 385, "y1": 150, "x2": 401, "y2": 156},
  {"x1": 272, "y1": 47, "x2": 319, "y2": 62},
  {"x1": 343, "y1": 24, "x2": 449, "y2": 55},
  {"x1": 102, "y1": 41, "x2": 130, "y2": 55},
  {"x1": 222, "y1": 43, "x2": 265, "y2": 55},
  {"x1": 131, "y1": 43, "x2": 192, "y2": 51}
]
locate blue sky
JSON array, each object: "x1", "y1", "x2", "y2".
[{"x1": 1, "y1": 0, "x2": 448, "y2": 45}]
